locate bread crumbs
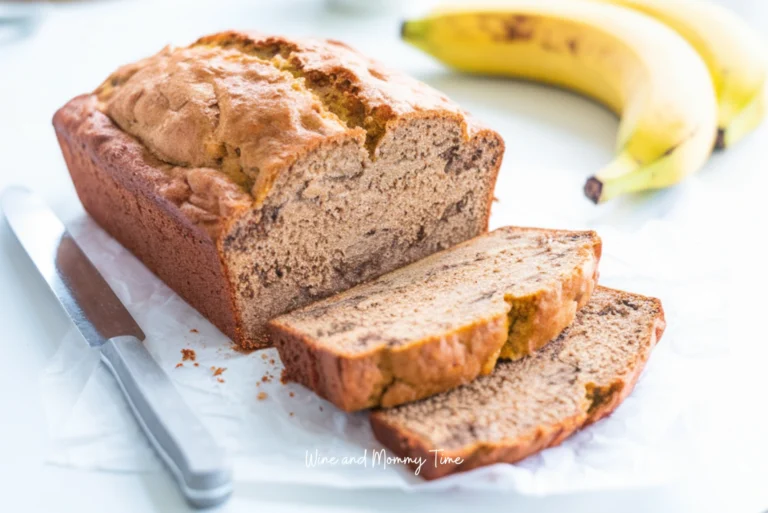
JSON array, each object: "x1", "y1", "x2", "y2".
[
  {"x1": 217, "y1": 377, "x2": 225, "y2": 383},
  {"x1": 181, "y1": 349, "x2": 196, "y2": 361},
  {"x1": 261, "y1": 353, "x2": 268, "y2": 360},
  {"x1": 280, "y1": 370, "x2": 289, "y2": 385},
  {"x1": 257, "y1": 392, "x2": 268, "y2": 401},
  {"x1": 175, "y1": 363, "x2": 183, "y2": 369},
  {"x1": 194, "y1": 362, "x2": 199, "y2": 367},
  {"x1": 211, "y1": 367, "x2": 226, "y2": 377},
  {"x1": 289, "y1": 412, "x2": 294, "y2": 417},
  {"x1": 231, "y1": 343, "x2": 256, "y2": 355},
  {"x1": 190, "y1": 328, "x2": 199, "y2": 334},
  {"x1": 289, "y1": 392, "x2": 295, "y2": 398}
]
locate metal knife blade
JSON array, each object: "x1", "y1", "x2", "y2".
[
  {"x1": 1, "y1": 186, "x2": 144, "y2": 346},
  {"x1": 1, "y1": 186, "x2": 232, "y2": 508}
]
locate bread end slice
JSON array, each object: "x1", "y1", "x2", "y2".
[{"x1": 369, "y1": 286, "x2": 665, "y2": 480}]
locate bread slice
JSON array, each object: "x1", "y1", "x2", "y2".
[
  {"x1": 369, "y1": 287, "x2": 665, "y2": 480},
  {"x1": 53, "y1": 31, "x2": 504, "y2": 349},
  {"x1": 269, "y1": 227, "x2": 601, "y2": 411}
]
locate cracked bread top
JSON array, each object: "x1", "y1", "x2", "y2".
[{"x1": 93, "y1": 31, "x2": 479, "y2": 221}]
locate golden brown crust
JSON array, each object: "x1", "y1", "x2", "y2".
[
  {"x1": 192, "y1": 31, "x2": 476, "y2": 141},
  {"x1": 95, "y1": 30, "x2": 490, "y2": 211},
  {"x1": 53, "y1": 95, "x2": 242, "y2": 342},
  {"x1": 96, "y1": 38, "x2": 358, "y2": 206},
  {"x1": 369, "y1": 287, "x2": 666, "y2": 480}
]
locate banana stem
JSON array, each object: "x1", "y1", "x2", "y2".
[
  {"x1": 717, "y1": 84, "x2": 767, "y2": 149},
  {"x1": 401, "y1": 20, "x2": 428, "y2": 43},
  {"x1": 584, "y1": 152, "x2": 640, "y2": 204}
]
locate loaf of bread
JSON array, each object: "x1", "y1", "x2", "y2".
[
  {"x1": 269, "y1": 227, "x2": 601, "y2": 411},
  {"x1": 53, "y1": 31, "x2": 504, "y2": 348},
  {"x1": 369, "y1": 287, "x2": 665, "y2": 480}
]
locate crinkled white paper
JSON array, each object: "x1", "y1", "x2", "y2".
[{"x1": 41, "y1": 208, "x2": 728, "y2": 494}]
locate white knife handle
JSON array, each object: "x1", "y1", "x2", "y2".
[{"x1": 100, "y1": 336, "x2": 233, "y2": 508}]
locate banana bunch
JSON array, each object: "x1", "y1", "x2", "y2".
[
  {"x1": 593, "y1": 0, "x2": 767, "y2": 150},
  {"x1": 402, "y1": 0, "x2": 767, "y2": 203}
]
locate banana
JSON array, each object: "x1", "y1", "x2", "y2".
[
  {"x1": 402, "y1": 0, "x2": 718, "y2": 203},
  {"x1": 590, "y1": 0, "x2": 767, "y2": 149}
]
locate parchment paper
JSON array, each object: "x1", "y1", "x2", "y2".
[{"x1": 39, "y1": 209, "x2": 727, "y2": 494}]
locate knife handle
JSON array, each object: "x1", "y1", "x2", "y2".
[{"x1": 100, "y1": 336, "x2": 233, "y2": 508}]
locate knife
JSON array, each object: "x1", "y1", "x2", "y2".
[{"x1": 1, "y1": 186, "x2": 233, "y2": 508}]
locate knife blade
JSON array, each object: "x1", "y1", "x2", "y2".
[
  {"x1": 2, "y1": 186, "x2": 145, "y2": 346},
  {"x1": 1, "y1": 186, "x2": 232, "y2": 508}
]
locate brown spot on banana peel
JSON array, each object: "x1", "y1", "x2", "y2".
[
  {"x1": 500, "y1": 15, "x2": 534, "y2": 41},
  {"x1": 567, "y1": 39, "x2": 579, "y2": 55},
  {"x1": 541, "y1": 40, "x2": 558, "y2": 53}
]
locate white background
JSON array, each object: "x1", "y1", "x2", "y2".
[{"x1": 1, "y1": 0, "x2": 767, "y2": 511}]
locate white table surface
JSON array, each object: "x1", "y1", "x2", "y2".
[{"x1": 1, "y1": 1, "x2": 767, "y2": 511}]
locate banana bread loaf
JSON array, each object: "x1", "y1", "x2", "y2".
[
  {"x1": 53, "y1": 31, "x2": 504, "y2": 348},
  {"x1": 370, "y1": 287, "x2": 665, "y2": 480},
  {"x1": 269, "y1": 227, "x2": 601, "y2": 411}
]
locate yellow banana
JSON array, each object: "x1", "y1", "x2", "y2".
[
  {"x1": 590, "y1": 0, "x2": 767, "y2": 149},
  {"x1": 402, "y1": 0, "x2": 718, "y2": 203}
]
